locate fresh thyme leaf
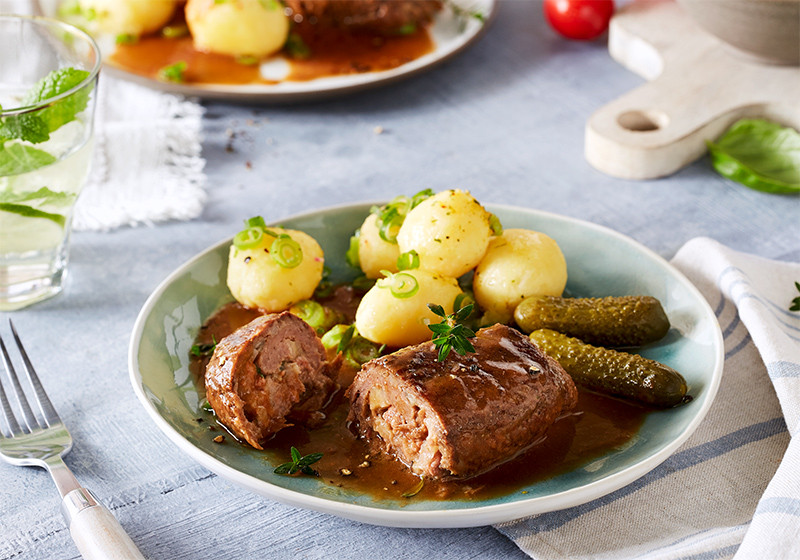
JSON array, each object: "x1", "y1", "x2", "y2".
[
  {"x1": 274, "y1": 446, "x2": 323, "y2": 476},
  {"x1": 427, "y1": 303, "x2": 477, "y2": 362},
  {"x1": 190, "y1": 336, "x2": 217, "y2": 357},
  {"x1": 790, "y1": 281, "x2": 800, "y2": 312},
  {"x1": 401, "y1": 478, "x2": 425, "y2": 498}
]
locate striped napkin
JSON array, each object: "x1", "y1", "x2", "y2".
[{"x1": 497, "y1": 237, "x2": 800, "y2": 560}]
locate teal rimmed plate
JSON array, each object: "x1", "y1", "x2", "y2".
[{"x1": 128, "y1": 202, "x2": 723, "y2": 528}]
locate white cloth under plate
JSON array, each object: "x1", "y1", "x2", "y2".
[
  {"x1": 73, "y1": 76, "x2": 206, "y2": 231},
  {"x1": 497, "y1": 237, "x2": 800, "y2": 560}
]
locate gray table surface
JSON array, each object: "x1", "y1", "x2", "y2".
[{"x1": 1, "y1": 2, "x2": 798, "y2": 559}]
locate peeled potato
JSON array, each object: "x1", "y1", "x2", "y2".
[
  {"x1": 358, "y1": 213, "x2": 400, "y2": 279},
  {"x1": 355, "y1": 269, "x2": 462, "y2": 347},
  {"x1": 185, "y1": 0, "x2": 290, "y2": 58},
  {"x1": 227, "y1": 227, "x2": 324, "y2": 312},
  {"x1": 397, "y1": 189, "x2": 493, "y2": 278},
  {"x1": 473, "y1": 229, "x2": 567, "y2": 323},
  {"x1": 79, "y1": 0, "x2": 177, "y2": 36}
]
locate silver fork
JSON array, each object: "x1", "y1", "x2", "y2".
[{"x1": 0, "y1": 319, "x2": 146, "y2": 560}]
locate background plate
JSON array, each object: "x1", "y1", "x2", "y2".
[
  {"x1": 41, "y1": 0, "x2": 496, "y2": 102},
  {"x1": 128, "y1": 202, "x2": 723, "y2": 528}
]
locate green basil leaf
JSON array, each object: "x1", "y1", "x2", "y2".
[{"x1": 707, "y1": 119, "x2": 800, "y2": 194}]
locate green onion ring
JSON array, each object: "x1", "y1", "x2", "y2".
[
  {"x1": 233, "y1": 226, "x2": 264, "y2": 250},
  {"x1": 344, "y1": 337, "x2": 381, "y2": 367},
  {"x1": 396, "y1": 250, "x2": 420, "y2": 271},
  {"x1": 270, "y1": 234, "x2": 303, "y2": 268},
  {"x1": 290, "y1": 300, "x2": 326, "y2": 330},
  {"x1": 383, "y1": 271, "x2": 419, "y2": 299}
]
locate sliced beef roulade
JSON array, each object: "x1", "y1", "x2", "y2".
[
  {"x1": 347, "y1": 324, "x2": 577, "y2": 479},
  {"x1": 205, "y1": 312, "x2": 338, "y2": 449}
]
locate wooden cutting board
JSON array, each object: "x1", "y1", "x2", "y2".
[{"x1": 585, "y1": 0, "x2": 800, "y2": 180}]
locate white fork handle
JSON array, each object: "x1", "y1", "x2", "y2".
[{"x1": 62, "y1": 488, "x2": 146, "y2": 560}]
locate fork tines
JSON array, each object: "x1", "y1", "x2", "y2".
[{"x1": 0, "y1": 319, "x2": 60, "y2": 437}]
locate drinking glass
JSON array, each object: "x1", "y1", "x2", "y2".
[{"x1": 0, "y1": 15, "x2": 100, "y2": 310}]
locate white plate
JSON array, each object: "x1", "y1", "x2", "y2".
[{"x1": 42, "y1": 0, "x2": 496, "y2": 102}]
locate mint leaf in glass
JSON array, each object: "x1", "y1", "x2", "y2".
[
  {"x1": 0, "y1": 186, "x2": 76, "y2": 207},
  {"x1": 21, "y1": 67, "x2": 91, "y2": 134},
  {"x1": 0, "y1": 112, "x2": 50, "y2": 144},
  {"x1": 707, "y1": 119, "x2": 800, "y2": 195},
  {"x1": 0, "y1": 143, "x2": 57, "y2": 175}
]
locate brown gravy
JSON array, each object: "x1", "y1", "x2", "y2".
[
  {"x1": 192, "y1": 296, "x2": 653, "y2": 502},
  {"x1": 108, "y1": 23, "x2": 434, "y2": 85}
]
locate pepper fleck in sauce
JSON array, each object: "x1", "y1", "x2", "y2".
[{"x1": 192, "y1": 291, "x2": 652, "y2": 502}]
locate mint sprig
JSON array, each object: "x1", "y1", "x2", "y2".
[{"x1": 19, "y1": 67, "x2": 91, "y2": 139}]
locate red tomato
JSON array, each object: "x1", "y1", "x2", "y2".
[{"x1": 543, "y1": 0, "x2": 615, "y2": 41}]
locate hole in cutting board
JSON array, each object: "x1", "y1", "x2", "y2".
[{"x1": 617, "y1": 110, "x2": 669, "y2": 132}]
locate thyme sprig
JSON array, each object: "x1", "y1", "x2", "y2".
[
  {"x1": 274, "y1": 446, "x2": 323, "y2": 476},
  {"x1": 427, "y1": 303, "x2": 476, "y2": 362}
]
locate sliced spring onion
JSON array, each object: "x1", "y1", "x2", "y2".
[
  {"x1": 270, "y1": 234, "x2": 303, "y2": 268},
  {"x1": 488, "y1": 213, "x2": 503, "y2": 236},
  {"x1": 396, "y1": 250, "x2": 420, "y2": 271},
  {"x1": 290, "y1": 300, "x2": 327, "y2": 330},
  {"x1": 320, "y1": 324, "x2": 354, "y2": 353},
  {"x1": 344, "y1": 337, "x2": 382, "y2": 368},
  {"x1": 244, "y1": 216, "x2": 267, "y2": 229},
  {"x1": 377, "y1": 207, "x2": 404, "y2": 244},
  {"x1": 380, "y1": 271, "x2": 419, "y2": 299},
  {"x1": 232, "y1": 226, "x2": 264, "y2": 250},
  {"x1": 346, "y1": 230, "x2": 360, "y2": 268},
  {"x1": 410, "y1": 188, "x2": 434, "y2": 208}
]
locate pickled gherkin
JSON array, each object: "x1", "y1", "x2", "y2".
[
  {"x1": 514, "y1": 295, "x2": 670, "y2": 347},
  {"x1": 529, "y1": 329, "x2": 687, "y2": 408}
]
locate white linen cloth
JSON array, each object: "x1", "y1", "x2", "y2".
[
  {"x1": 497, "y1": 237, "x2": 800, "y2": 559},
  {"x1": 73, "y1": 76, "x2": 206, "y2": 231}
]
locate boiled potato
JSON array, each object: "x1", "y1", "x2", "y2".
[
  {"x1": 355, "y1": 269, "x2": 462, "y2": 347},
  {"x1": 78, "y1": 0, "x2": 177, "y2": 37},
  {"x1": 397, "y1": 189, "x2": 493, "y2": 278},
  {"x1": 358, "y1": 213, "x2": 400, "y2": 279},
  {"x1": 473, "y1": 229, "x2": 567, "y2": 323},
  {"x1": 185, "y1": 0, "x2": 290, "y2": 58},
  {"x1": 227, "y1": 227, "x2": 324, "y2": 311}
]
